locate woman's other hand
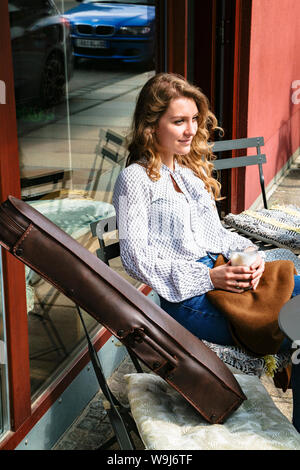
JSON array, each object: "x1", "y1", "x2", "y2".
[
  {"x1": 249, "y1": 254, "x2": 265, "y2": 290},
  {"x1": 209, "y1": 254, "x2": 265, "y2": 293}
]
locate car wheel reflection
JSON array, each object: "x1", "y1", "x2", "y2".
[{"x1": 40, "y1": 52, "x2": 66, "y2": 107}]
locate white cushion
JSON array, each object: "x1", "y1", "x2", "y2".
[{"x1": 125, "y1": 372, "x2": 300, "y2": 450}]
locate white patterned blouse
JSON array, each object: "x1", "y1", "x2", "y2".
[{"x1": 112, "y1": 160, "x2": 258, "y2": 302}]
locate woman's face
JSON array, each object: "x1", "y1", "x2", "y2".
[{"x1": 154, "y1": 97, "x2": 198, "y2": 164}]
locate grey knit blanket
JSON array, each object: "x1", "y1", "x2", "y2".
[{"x1": 224, "y1": 205, "x2": 300, "y2": 253}]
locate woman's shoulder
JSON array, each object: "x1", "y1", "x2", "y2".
[
  {"x1": 114, "y1": 163, "x2": 150, "y2": 199},
  {"x1": 121, "y1": 162, "x2": 148, "y2": 178}
]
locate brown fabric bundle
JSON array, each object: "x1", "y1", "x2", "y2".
[{"x1": 206, "y1": 255, "x2": 296, "y2": 356}]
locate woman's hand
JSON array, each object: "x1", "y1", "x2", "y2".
[
  {"x1": 209, "y1": 254, "x2": 265, "y2": 293},
  {"x1": 249, "y1": 254, "x2": 265, "y2": 290}
]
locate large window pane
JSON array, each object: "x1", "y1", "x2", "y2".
[{"x1": 9, "y1": 0, "x2": 155, "y2": 398}]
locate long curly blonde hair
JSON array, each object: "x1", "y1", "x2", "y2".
[{"x1": 126, "y1": 72, "x2": 223, "y2": 199}]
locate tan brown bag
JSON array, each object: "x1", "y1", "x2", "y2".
[{"x1": 207, "y1": 255, "x2": 296, "y2": 355}]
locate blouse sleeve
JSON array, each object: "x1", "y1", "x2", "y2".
[
  {"x1": 218, "y1": 223, "x2": 266, "y2": 260},
  {"x1": 113, "y1": 167, "x2": 215, "y2": 302}
]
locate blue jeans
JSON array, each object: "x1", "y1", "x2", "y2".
[{"x1": 159, "y1": 253, "x2": 300, "y2": 432}]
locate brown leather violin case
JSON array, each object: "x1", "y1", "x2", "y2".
[{"x1": 0, "y1": 196, "x2": 246, "y2": 424}]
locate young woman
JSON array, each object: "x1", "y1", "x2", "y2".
[{"x1": 113, "y1": 72, "x2": 300, "y2": 432}]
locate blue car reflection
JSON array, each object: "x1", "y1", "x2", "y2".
[{"x1": 64, "y1": 0, "x2": 155, "y2": 64}]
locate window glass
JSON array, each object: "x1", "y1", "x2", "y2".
[
  {"x1": 82, "y1": 0, "x2": 154, "y2": 4},
  {"x1": 9, "y1": 0, "x2": 155, "y2": 398},
  {"x1": 0, "y1": 250, "x2": 10, "y2": 436}
]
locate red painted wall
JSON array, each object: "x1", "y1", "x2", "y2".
[{"x1": 244, "y1": 0, "x2": 300, "y2": 208}]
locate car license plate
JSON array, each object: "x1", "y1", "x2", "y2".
[{"x1": 75, "y1": 39, "x2": 108, "y2": 49}]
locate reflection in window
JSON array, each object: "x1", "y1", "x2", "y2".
[
  {"x1": 64, "y1": 0, "x2": 155, "y2": 66},
  {"x1": 9, "y1": 0, "x2": 155, "y2": 398}
]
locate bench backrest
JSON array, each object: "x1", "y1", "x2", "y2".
[
  {"x1": 85, "y1": 128, "x2": 127, "y2": 198},
  {"x1": 212, "y1": 136, "x2": 267, "y2": 209},
  {"x1": 91, "y1": 136, "x2": 267, "y2": 265},
  {"x1": 95, "y1": 128, "x2": 126, "y2": 164}
]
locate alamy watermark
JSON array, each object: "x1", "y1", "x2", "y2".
[
  {"x1": 0, "y1": 340, "x2": 6, "y2": 364},
  {"x1": 292, "y1": 340, "x2": 300, "y2": 365},
  {"x1": 106, "y1": 195, "x2": 204, "y2": 243},
  {"x1": 291, "y1": 80, "x2": 300, "y2": 104},
  {"x1": 0, "y1": 80, "x2": 6, "y2": 104}
]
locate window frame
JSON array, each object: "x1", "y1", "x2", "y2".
[{"x1": 0, "y1": 0, "x2": 31, "y2": 436}]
